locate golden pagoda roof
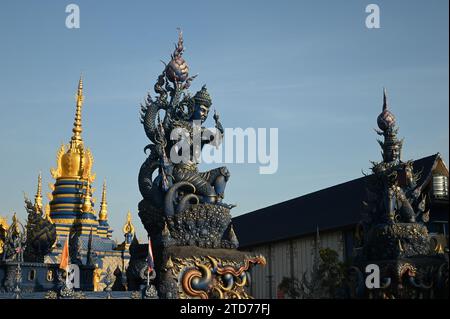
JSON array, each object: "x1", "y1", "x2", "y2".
[{"x1": 50, "y1": 76, "x2": 96, "y2": 182}]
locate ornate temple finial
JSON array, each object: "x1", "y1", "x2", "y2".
[
  {"x1": 377, "y1": 88, "x2": 396, "y2": 132},
  {"x1": 98, "y1": 179, "x2": 108, "y2": 221},
  {"x1": 11, "y1": 213, "x2": 21, "y2": 235},
  {"x1": 44, "y1": 204, "x2": 52, "y2": 222},
  {"x1": 123, "y1": 210, "x2": 135, "y2": 236},
  {"x1": 227, "y1": 224, "x2": 239, "y2": 248},
  {"x1": 34, "y1": 172, "x2": 43, "y2": 212},
  {"x1": 382, "y1": 87, "x2": 388, "y2": 111},
  {"x1": 71, "y1": 75, "x2": 84, "y2": 144},
  {"x1": 375, "y1": 88, "x2": 402, "y2": 163},
  {"x1": 165, "y1": 28, "x2": 189, "y2": 84},
  {"x1": 82, "y1": 177, "x2": 93, "y2": 213}
]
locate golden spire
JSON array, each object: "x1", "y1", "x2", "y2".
[
  {"x1": 98, "y1": 179, "x2": 108, "y2": 221},
  {"x1": 34, "y1": 172, "x2": 43, "y2": 212},
  {"x1": 44, "y1": 204, "x2": 52, "y2": 223},
  {"x1": 71, "y1": 75, "x2": 84, "y2": 144},
  {"x1": 122, "y1": 210, "x2": 135, "y2": 235},
  {"x1": 82, "y1": 177, "x2": 93, "y2": 213},
  {"x1": 11, "y1": 212, "x2": 20, "y2": 234}
]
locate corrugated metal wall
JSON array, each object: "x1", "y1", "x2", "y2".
[{"x1": 247, "y1": 230, "x2": 344, "y2": 299}]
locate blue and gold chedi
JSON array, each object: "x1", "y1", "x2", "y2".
[
  {"x1": 45, "y1": 77, "x2": 129, "y2": 271},
  {"x1": 0, "y1": 77, "x2": 136, "y2": 295}
]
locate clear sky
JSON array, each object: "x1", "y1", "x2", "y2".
[{"x1": 0, "y1": 0, "x2": 448, "y2": 242}]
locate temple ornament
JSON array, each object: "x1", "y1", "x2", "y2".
[
  {"x1": 349, "y1": 89, "x2": 448, "y2": 299},
  {"x1": 136, "y1": 29, "x2": 265, "y2": 299},
  {"x1": 123, "y1": 210, "x2": 135, "y2": 245},
  {"x1": 50, "y1": 77, "x2": 96, "y2": 182}
]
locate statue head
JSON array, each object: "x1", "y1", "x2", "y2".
[
  {"x1": 382, "y1": 133, "x2": 402, "y2": 164},
  {"x1": 191, "y1": 85, "x2": 212, "y2": 123}
]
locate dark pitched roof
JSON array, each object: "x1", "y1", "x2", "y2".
[{"x1": 232, "y1": 154, "x2": 440, "y2": 248}]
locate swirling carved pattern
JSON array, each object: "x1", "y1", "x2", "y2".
[{"x1": 171, "y1": 255, "x2": 266, "y2": 299}]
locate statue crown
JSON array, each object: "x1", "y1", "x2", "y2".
[{"x1": 194, "y1": 85, "x2": 212, "y2": 107}]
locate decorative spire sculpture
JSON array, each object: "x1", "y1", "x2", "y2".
[
  {"x1": 136, "y1": 29, "x2": 266, "y2": 299},
  {"x1": 71, "y1": 76, "x2": 84, "y2": 144},
  {"x1": 82, "y1": 176, "x2": 93, "y2": 213},
  {"x1": 48, "y1": 77, "x2": 98, "y2": 239},
  {"x1": 50, "y1": 76, "x2": 95, "y2": 180},
  {"x1": 350, "y1": 88, "x2": 444, "y2": 299},
  {"x1": 44, "y1": 204, "x2": 52, "y2": 223},
  {"x1": 123, "y1": 211, "x2": 135, "y2": 245},
  {"x1": 375, "y1": 88, "x2": 403, "y2": 164},
  {"x1": 34, "y1": 172, "x2": 43, "y2": 212},
  {"x1": 98, "y1": 180, "x2": 108, "y2": 221}
]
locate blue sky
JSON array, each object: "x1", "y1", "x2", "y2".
[{"x1": 0, "y1": 0, "x2": 448, "y2": 242}]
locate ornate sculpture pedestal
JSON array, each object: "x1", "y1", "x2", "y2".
[
  {"x1": 158, "y1": 246, "x2": 265, "y2": 299},
  {"x1": 138, "y1": 200, "x2": 266, "y2": 299},
  {"x1": 351, "y1": 255, "x2": 448, "y2": 299},
  {"x1": 364, "y1": 223, "x2": 431, "y2": 260}
]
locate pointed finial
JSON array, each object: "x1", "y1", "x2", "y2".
[
  {"x1": 162, "y1": 221, "x2": 170, "y2": 237},
  {"x1": 98, "y1": 179, "x2": 108, "y2": 221},
  {"x1": 165, "y1": 256, "x2": 174, "y2": 269},
  {"x1": 71, "y1": 75, "x2": 84, "y2": 143},
  {"x1": 34, "y1": 172, "x2": 43, "y2": 212},
  {"x1": 123, "y1": 210, "x2": 135, "y2": 235},
  {"x1": 382, "y1": 87, "x2": 388, "y2": 111},
  {"x1": 44, "y1": 204, "x2": 52, "y2": 222},
  {"x1": 82, "y1": 176, "x2": 93, "y2": 213}
]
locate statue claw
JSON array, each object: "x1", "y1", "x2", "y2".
[{"x1": 218, "y1": 202, "x2": 236, "y2": 209}]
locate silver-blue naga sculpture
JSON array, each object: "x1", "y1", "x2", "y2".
[
  {"x1": 349, "y1": 89, "x2": 448, "y2": 299},
  {"x1": 137, "y1": 29, "x2": 238, "y2": 249}
]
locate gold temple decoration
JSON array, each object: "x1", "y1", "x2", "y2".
[
  {"x1": 122, "y1": 211, "x2": 135, "y2": 235},
  {"x1": 165, "y1": 256, "x2": 174, "y2": 270},
  {"x1": 11, "y1": 213, "x2": 21, "y2": 235},
  {"x1": 98, "y1": 180, "x2": 108, "y2": 221},
  {"x1": 0, "y1": 216, "x2": 9, "y2": 231},
  {"x1": 93, "y1": 265, "x2": 103, "y2": 292},
  {"x1": 82, "y1": 176, "x2": 93, "y2": 213},
  {"x1": 50, "y1": 77, "x2": 96, "y2": 182},
  {"x1": 169, "y1": 255, "x2": 266, "y2": 299},
  {"x1": 34, "y1": 172, "x2": 43, "y2": 212},
  {"x1": 0, "y1": 216, "x2": 8, "y2": 254},
  {"x1": 44, "y1": 204, "x2": 52, "y2": 223}
]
